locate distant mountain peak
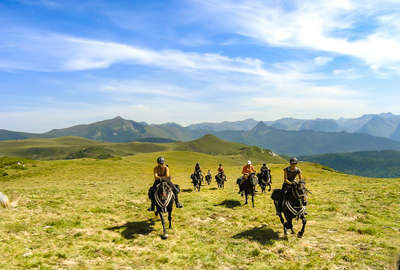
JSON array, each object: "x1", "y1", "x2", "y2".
[{"x1": 252, "y1": 121, "x2": 270, "y2": 132}]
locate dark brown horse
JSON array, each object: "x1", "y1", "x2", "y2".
[
  {"x1": 153, "y1": 180, "x2": 174, "y2": 239},
  {"x1": 238, "y1": 173, "x2": 258, "y2": 207},
  {"x1": 257, "y1": 170, "x2": 272, "y2": 193},
  {"x1": 205, "y1": 173, "x2": 212, "y2": 185},
  {"x1": 272, "y1": 180, "x2": 310, "y2": 238},
  {"x1": 191, "y1": 172, "x2": 202, "y2": 192},
  {"x1": 215, "y1": 172, "x2": 226, "y2": 189}
]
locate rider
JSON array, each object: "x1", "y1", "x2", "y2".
[
  {"x1": 238, "y1": 160, "x2": 256, "y2": 194},
  {"x1": 218, "y1": 163, "x2": 224, "y2": 174},
  {"x1": 260, "y1": 163, "x2": 270, "y2": 174},
  {"x1": 277, "y1": 157, "x2": 302, "y2": 215},
  {"x1": 194, "y1": 162, "x2": 202, "y2": 176},
  {"x1": 148, "y1": 156, "x2": 183, "y2": 211}
]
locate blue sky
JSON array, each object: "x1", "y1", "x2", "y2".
[{"x1": 1, "y1": 0, "x2": 400, "y2": 132}]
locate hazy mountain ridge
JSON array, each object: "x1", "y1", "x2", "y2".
[
  {"x1": 213, "y1": 122, "x2": 400, "y2": 156},
  {"x1": 186, "y1": 118, "x2": 259, "y2": 131},
  {"x1": 260, "y1": 113, "x2": 400, "y2": 140}
]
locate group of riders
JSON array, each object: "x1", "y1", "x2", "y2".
[{"x1": 147, "y1": 156, "x2": 305, "y2": 216}]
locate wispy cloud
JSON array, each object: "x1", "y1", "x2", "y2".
[{"x1": 193, "y1": 0, "x2": 400, "y2": 71}]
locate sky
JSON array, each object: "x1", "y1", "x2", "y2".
[{"x1": 1, "y1": 0, "x2": 400, "y2": 132}]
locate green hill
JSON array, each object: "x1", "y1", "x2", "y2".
[
  {"x1": 301, "y1": 150, "x2": 400, "y2": 178},
  {"x1": 0, "y1": 135, "x2": 285, "y2": 163},
  {"x1": 0, "y1": 152, "x2": 398, "y2": 269}
]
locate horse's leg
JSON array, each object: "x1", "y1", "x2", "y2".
[
  {"x1": 268, "y1": 183, "x2": 271, "y2": 192},
  {"x1": 168, "y1": 208, "x2": 172, "y2": 229},
  {"x1": 297, "y1": 216, "x2": 306, "y2": 238},
  {"x1": 279, "y1": 213, "x2": 287, "y2": 235},
  {"x1": 244, "y1": 192, "x2": 248, "y2": 205},
  {"x1": 159, "y1": 212, "x2": 168, "y2": 239},
  {"x1": 251, "y1": 190, "x2": 255, "y2": 208},
  {"x1": 283, "y1": 212, "x2": 294, "y2": 234}
]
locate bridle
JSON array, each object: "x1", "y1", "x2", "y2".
[
  {"x1": 285, "y1": 181, "x2": 311, "y2": 220},
  {"x1": 154, "y1": 181, "x2": 174, "y2": 213}
]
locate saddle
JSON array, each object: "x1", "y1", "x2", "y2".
[{"x1": 271, "y1": 189, "x2": 283, "y2": 201}]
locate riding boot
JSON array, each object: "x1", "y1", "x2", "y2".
[
  {"x1": 174, "y1": 193, "x2": 183, "y2": 208},
  {"x1": 147, "y1": 200, "x2": 155, "y2": 211}
]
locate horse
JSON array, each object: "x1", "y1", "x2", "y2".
[
  {"x1": 191, "y1": 172, "x2": 202, "y2": 192},
  {"x1": 215, "y1": 172, "x2": 226, "y2": 189},
  {"x1": 238, "y1": 173, "x2": 258, "y2": 207},
  {"x1": 153, "y1": 180, "x2": 175, "y2": 239},
  {"x1": 271, "y1": 180, "x2": 310, "y2": 238},
  {"x1": 257, "y1": 170, "x2": 272, "y2": 193},
  {"x1": 205, "y1": 173, "x2": 212, "y2": 185}
]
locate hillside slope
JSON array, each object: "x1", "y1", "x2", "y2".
[
  {"x1": 301, "y1": 150, "x2": 400, "y2": 178},
  {"x1": 0, "y1": 153, "x2": 398, "y2": 269},
  {"x1": 0, "y1": 135, "x2": 285, "y2": 163}
]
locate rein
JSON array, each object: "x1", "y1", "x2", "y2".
[{"x1": 154, "y1": 183, "x2": 174, "y2": 213}]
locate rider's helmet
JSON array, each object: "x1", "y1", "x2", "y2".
[
  {"x1": 263, "y1": 163, "x2": 266, "y2": 166},
  {"x1": 196, "y1": 162, "x2": 199, "y2": 166},
  {"x1": 289, "y1": 157, "x2": 298, "y2": 164},
  {"x1": 157, "y1": 156, "x2": 165, "y2": 164},
  {"x1": 247, "y1": 160, "x2": 252, "y2": 165},
  {"x1": 219, "y1": 164, "x2": 222, "y2": 166}
]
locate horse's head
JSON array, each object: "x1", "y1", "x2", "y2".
[
  {"x1": 156, "y1": 181, "x2": 171, "y2": 204},
  {"x1": 293, "y1": 180, "x2": 309, "y2": 204}
]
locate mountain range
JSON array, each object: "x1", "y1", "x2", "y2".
[
  {"x1": 2, "y1": 115, "x2": 400, "y2": 156},
  {"x1": 189, "y1": 113, "x2": 400, "y2": 141}
]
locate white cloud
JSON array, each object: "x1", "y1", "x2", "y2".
[
  {"x1": 101, "y1": 81, "x2": 195, "y2": 99},
  {"x1": 314, "y1": 57, "x2": 333, "y2": 66},
  {"x1": 194, "y1": 0, "x2": 400, "y2": 71},
  {"x1": 0, "y1": 29, "x2": 274, "y2": 76}
]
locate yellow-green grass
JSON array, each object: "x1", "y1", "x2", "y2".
[{"x1": 0, "y1": 152, "x2": 399, "y2": 269}]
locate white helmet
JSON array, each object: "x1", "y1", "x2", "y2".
[{"x1": 247, "y1": 160, "x2": 252, "y2": 165}]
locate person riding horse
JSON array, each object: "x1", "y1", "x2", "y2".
[
  {"x1": 217, "y1": 163, "x2": 225, "y2": 178},
  {"x1": 260, "y1": 163, "x2": 270, "y2": 175},
  {"x1": 194, "y1": 162, "x2": 202, "y2": 179},
  {"x1": 148, "y1": 157, "x2": 182, "y2": 211},
  {"x1": 238, "y1": 160, "x2": 256, "y2": 194},
  {"x1": 277, "y1": 157, "x2": 304, "y2": 215}
]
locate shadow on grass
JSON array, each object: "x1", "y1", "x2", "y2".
[
  {"x1": 208, "y1": 187, "x2": 218, "y2": 190},
  {"x1": 233, "y1": 225, "x2": 280, "y2": 245},
  {"x1": 215, "y1": 199, "x2": 241, "y2": 208},
  {"x1": 181, "y1": 189, "x2": 193, "y2": 193},
  {"x1": 106, "y1": 219, "x2": 155, "y2": 239}
]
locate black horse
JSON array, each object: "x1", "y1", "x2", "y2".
[
  {"x1": 257, "y1": 170, "x2": 272, "y2": 193},
  {"x1": 191, "y1": 172, "x2": 202, "y2": 192},
  {"x1": 153, "y1": 180, "x2": 175, "y2": 239},
  {"x1": 215, "y1": 172, "x2": 226, "y2": 189},
  {"x1": 238, "y1": 173, "x2": 258, "y2": 207},
  {"x1": 205, "y1": 173, "x2": 212, "y2": 185},
  {"x1": 271, "y1": 180, "x2": 310, "y2": 238}
]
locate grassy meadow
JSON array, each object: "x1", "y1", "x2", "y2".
[{"x1": 0, "y1": 151, "x2": 399, "y2": 269}]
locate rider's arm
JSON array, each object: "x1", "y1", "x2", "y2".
[
  {"x1": 154, "y1": 167, "x2": 161, "y2": 180},
  {"x1": 297, "y1": 169, "x2": 302, "y2": 182},
  {"x1": 283, "y1": 169, "x2": 291, "y2": 185},
  {"x1": 165, "y1": 166, "x2": 170, "y2": 178}
]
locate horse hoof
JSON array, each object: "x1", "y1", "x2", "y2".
[
  {"x1": 161, "y1": 234, "x2": 168, "y2": 240},
  {"x1": 291, "y1": 230, "x2": 295, "y2": 235},
  {"x1": 297, "y1": 232, "x2": 302, "y2": 238}
]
